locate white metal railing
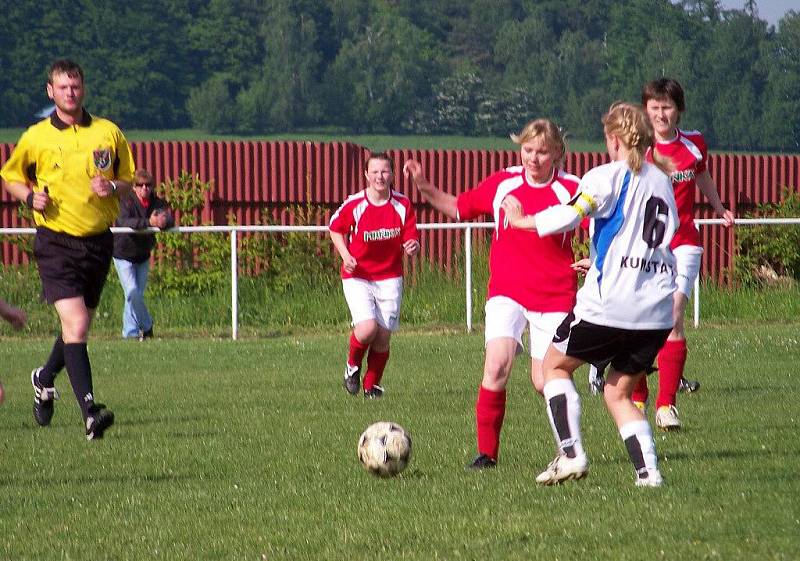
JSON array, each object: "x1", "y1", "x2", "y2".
[{"x1": 1, "y1": 218, "x2": 797, "y2": 339}]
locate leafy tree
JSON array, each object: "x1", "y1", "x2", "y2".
[
  {"x1": 761, "y1": 12, "x2": 800, "y2": 151},
  {"x1": 322, "y1": 2, "x2": 442, "y2": 132},
  {"x1": 186, "y1": 0, "x2": 265, "y2": 90},
  {"x1": 186, "y1": 73, "x2": 238, "y2": 133},
  {"x1": 701, "y1": 10, "x2": 768, "y2": 149}
]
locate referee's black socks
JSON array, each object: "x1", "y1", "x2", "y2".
[
  {"x1": 40, "y1": 334, "x2": 65, "y2": 386},
  {"x1": 63, "y1": 343, "x2": 94, "y2": 420}
]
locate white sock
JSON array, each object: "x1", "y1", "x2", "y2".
[
  {"x1": 619, "y1": 420, "x2": 658, "y2": 476},
  {"x1": 543, "y1": 378, "x2": 585, "y2": 460}
]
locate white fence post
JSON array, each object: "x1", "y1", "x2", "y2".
[
  {"x1": 231, "y1": 228, "x2": 238, "y2": 341},
  {"x1": 693, "y1": 275, "x2": 700, "y2": 328},
  {"x1": 465, "y1": 226, "x2": 472, "y2": 333}
]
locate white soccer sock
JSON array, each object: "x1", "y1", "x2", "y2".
[
  {"x1": 543, "y1": 378, "x2": 585, "y2": 460},
  {"x1": 619, "y1": 420, "x2": 659, "y2": 475}
]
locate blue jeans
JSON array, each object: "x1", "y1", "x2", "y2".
[{"x1": 113, "y1": 257, "x2": 153, "y2": 338}]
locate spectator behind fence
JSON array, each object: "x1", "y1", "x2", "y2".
[{"x1": 112, "y1": 169, "x2": 174, "y2": 340}]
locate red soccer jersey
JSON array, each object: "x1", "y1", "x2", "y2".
[
  {"x1": 648, "y1": 129, "x2": 707, "y2": 248},
  {"x1": 457, "y1": 167, "x2": 580, "y2": 312},
  {"x1": 329, "y1": 189, "x2": 418, "y2": 280}
]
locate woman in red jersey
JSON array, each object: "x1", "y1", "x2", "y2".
[
  {"x1": 634, "y1": 78, "x2": 735, "y2": 430},
  {"x1": 404, "y1": 119, "x2": 581, "y2": 469},
  {"x1": 330, "y1": 153, "x2": 420, "y2": 399}
]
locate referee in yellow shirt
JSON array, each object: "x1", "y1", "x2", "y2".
[{"x1": 0, "y1": 59, "x2": 135, "y2": 440}]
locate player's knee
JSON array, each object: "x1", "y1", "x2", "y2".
[
  {"x1": 483, "y1": 359, "x2": 512, "y2": 387},
  {"x1": 62, "y1": 320, "x2": 90, "y2": 342},
  {"x1": 353, "y1": 320, "x2": 379, "y2": 343}
]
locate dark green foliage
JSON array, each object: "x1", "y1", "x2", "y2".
[
  {"x1": 0, "y1": 1, "x2": 799, "y2": 149},
  {"x1": 735, "y1": 188, "x2": 800, "y2": 285}
]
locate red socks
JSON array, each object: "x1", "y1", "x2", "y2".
[
  {"x1": 631, "y1": 339, "x2": 688, "y2": 406},
  {"x1": 363, "y1": 349, "x2": 390, "y2": 391},
  {"x1": 347, "y1": 332, "x2": 369, "y2": 369},
  {"x1": 631, "y1": 374, "x2": 649, "y2": 403},
  {"x1": 655, "y1": 339, "x2": 687, "y2": 408},
  {"x1": 475, "y1": 385, "x2": 506, "y2": 460}
]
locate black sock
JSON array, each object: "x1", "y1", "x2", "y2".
[
  {"x1": 624, "y1": 435, "x2": 648, "y2": 478},
  {"x1": 40, "y1": 334, "x2": 65, "y2": 386},
  {"x1": 63, "y1": 343, "x2": 94, "y2": 420},
  {"x1": 548, "y1": 394, "x2": 576, "y2": 458}
]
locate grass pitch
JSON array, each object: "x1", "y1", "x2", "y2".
[{"x1": 0, "y1": 325, "x2": 798, "y2": 560}]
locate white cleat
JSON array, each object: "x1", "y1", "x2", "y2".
[
  {"x1": 635, "y1": 469, "x2": 664, "y2": 487},
  {"x1": 655, "y1": 405, "x2": 682, "y2": 431},
  {"x1": 535, "y1": 454, "x2": 589, "y2": 485}
]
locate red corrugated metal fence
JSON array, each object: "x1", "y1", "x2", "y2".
[{"x1": 2, "y1": 141, "x2": 798, "y2": 284}]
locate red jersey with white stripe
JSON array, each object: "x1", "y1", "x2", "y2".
[
  {"x1": 648, "y1": 129, "x2": 707, "y2": 248},
  {"x1": 457, "y1": 167, "x2": 580, "y2": 312},
  {"x1": 329, "y1": 189, "x2": 418, "y2": 280}
]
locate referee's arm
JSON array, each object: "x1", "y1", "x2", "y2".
[{"x1": 2, "y1": 179, "x2": 48, "y2": 212}]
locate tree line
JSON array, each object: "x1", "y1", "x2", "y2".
[{"x1": 1, "y1": 0, "x2": 798, "y2": 151}]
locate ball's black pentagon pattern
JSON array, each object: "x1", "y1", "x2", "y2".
[{"x1": 357, "y1": 421, "x2": 412, "y2": 477}]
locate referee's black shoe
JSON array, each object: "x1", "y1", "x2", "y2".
[
  {"x1": 32, "y1": 367, "x2": 59, "y2": 427},
  {"x1": 85, "y1": 404, "x2": 115, "y2": 440}
]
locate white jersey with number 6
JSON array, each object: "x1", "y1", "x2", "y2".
[{"x1": 575, "y1": 160, "x2": 679, "y2": 330}]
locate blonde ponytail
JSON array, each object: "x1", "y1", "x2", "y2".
[{"x1": 601, "y1": 102, "x2": 666, "y2": 174}]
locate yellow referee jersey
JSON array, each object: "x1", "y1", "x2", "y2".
[{"x1": 0, "y1": 111, "x2": 135, "y2": 237}]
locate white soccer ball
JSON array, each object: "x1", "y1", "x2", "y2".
[{"x1": 357, "y1": 421, "x2": 412, "y2": 477}]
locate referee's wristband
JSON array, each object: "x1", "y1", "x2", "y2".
[{"x1": 25, "y1": 192, "x2": 34, "y2": 208}]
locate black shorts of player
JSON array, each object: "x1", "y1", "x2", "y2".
[
  {"x1": 552, "y1": 313, "x2": 671, "y2": 375},
  {"x1": 34, "y1": 227, "x2": 113, "y2": 309}
]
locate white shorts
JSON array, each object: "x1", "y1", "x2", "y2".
[
  {"x1": 673, "y1": 245, "x2": 704, "y2": 297},
  {"x1": 342, "y1": 276, "x2": 403, "y2": 332},
  {"x1": 484, "y1": 296, "x2": 569, "y2": 359}
]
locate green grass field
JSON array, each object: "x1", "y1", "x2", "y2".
[{"x1": 0, "y1": 325, "x2": 798, "y2": 560}]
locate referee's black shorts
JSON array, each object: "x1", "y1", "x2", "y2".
[
  {"x1": 552, "y1": 313, "x2": 671, "y2": 375},
  {"x1": 34, "y1": 227, "x2": 113, "y2": 309}
]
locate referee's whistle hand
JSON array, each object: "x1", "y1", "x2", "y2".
[{"x1": 90, "y1": 175, "x2": 113, "y2": 197}]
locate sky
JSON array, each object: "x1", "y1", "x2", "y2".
[{"x1": 718, "y1": 0, "x2": 796, "y2": 26}]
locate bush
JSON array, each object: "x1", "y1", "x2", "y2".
[{"x1": 735, "y1": 187, "x2": 800, "y2": 286}]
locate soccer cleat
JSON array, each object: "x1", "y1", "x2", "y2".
[
  {"x1": 139, "y1": 328, "x2": 154, "y2": 341},
  {"x1": 85, "y1": 404, "x2": 115, "y2": 440},
  {"x1": 635, "y1": 469, "x2": 664, "y2": 487},
  {"x1": 31, "y1": 367, "x2": 59, "y2": 427},
  {"x1": 466, "y1": 454, "x2": 497, "y2": 470},
  {"x1": 363, "y1": 385, "x2": 384, "y2": 399},
  {"x1": 678, "y1": 376, "x2": 700, "y2": 393},
  {"x1": 343, "y1": 363, "x2": 360, "y2": 395},
  {"x1": 588, "y1": 365, "x2": 605, "y2": 395},
  {"x1": 655, "y1": 405, "x2": 682, "y2": 431},
  {"x1": 535, "y1": 454, "x2": 589, "y2": 485},
  {"x1": 633, "y1": 400, "x2": 647, "y2": 412}
]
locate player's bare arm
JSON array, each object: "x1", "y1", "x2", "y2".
[
  {"x1": 0, "y1": 299, "x2": 26, "y2": 330},
  {"x1": 2, "y1": 180, "x2": 50, "y2": 212},
  {"x1": 402, "y1": 159, "x2": 458, "y2": 219},
  {"x1": 696, "y1": 171, "x2": 734, "y2": 227},
  {"x1": 402, "y1": 239, "x2": 420, "y2": 257},
  {"x1": 500, "y1": 195, "x2": 537, "y2": 230},
  {"x1": 329, "y1": 230, "x2": 357, "y2": 273},
  {"x1": 91, "y1": 175, "x2": 131, "y2": 198}
]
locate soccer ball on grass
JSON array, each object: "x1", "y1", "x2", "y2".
[{"x1": 357, "y1": 421, "x2": 412, "y2": 477}]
